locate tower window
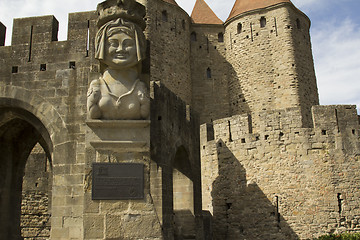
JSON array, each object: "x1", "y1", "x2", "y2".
[
  {"x1": 69, "y1": 61, "x2": 76, "y2": 69},
  {"x1": 206, "y1": 68, "x2": 212, "y2": 78},
  {"x1": 162, "y1": 10, "x2": 168, "y2": 22},
  {"x1": 296, "y1": 18, "x2": 301, "y2": 29},
  {"x1": 40, "y1": 64, "x2": 46, "y2": 71},
  {"x1": 191, "y1": 32, "x2": 197, "y2": 42},
  {"x1": 12, "y1": 66, "x2": 18, "y2": 73},
  {"x1": 218, "y1": 32, "x2": 224, "y2": 42},
  {"x1": 260, "y1": 17, "x2": 266, "y2": 28},
  {"x1": 182, "y1": 19, "x2": 186, "y2": 30},
  {"x1": 237, "y1": 23, "x2": 242, "y2": 34}
]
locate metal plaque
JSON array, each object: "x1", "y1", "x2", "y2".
[{"x1": 92, "y1": 163, "x2": 144, "y2": 200}]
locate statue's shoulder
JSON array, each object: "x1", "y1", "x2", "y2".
[
  {"x1": 89, "y1": 78, "x2": 102, "y2": 87},
  {"x1": 136, "y1": 80, "x2": 148, "y2": 90}
]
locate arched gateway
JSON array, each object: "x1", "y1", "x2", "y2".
[{"x1": 0, "y1": 93, "x2": 70, "y2": 239}]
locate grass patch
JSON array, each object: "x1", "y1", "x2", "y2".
[{"x1": 314, "y1": 233, "x2": 360, "y2": 240}]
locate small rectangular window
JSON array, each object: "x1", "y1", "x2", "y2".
[
  {"x1": 12, "y1": 66, "x2": 18, "y2": 73},
  {"x1": 69, "y1": 61, "x2": 76, "y2": 69},
  {"x1": 206, "y1": 68, "x2": 212, "y2": 78},
  {"x1": 40, "y1": 64, "x2": 46, "y2": 71},
  {"x1": 260, "y1": 17, "x2": 266, "y2": 28},
  {"x1": 162, "y1": 10, "x2": 168, "y2": 22},
  {"x1": 191, "y1": 32, "x2": 197, "y2": 41},
  {"x1": 218, "y1": 32, "x2": 224, "y2": 42},
  {"x1": 237, "y1": 23, "x2": 242, "y2": 34},
  {"x1": 182, "y1": 19, "x2": 186, "y2": 30}
]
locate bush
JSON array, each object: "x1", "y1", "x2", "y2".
[{"x1": 314, "y1": 233, "x2": 360, "y2": 240}]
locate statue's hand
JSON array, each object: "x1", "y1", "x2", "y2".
[
  {"x1": 87, "y1": 79, "x2": 102, "y2": 119},
  {"x1": 87, "y1": 80, "x2": 101, "y2": 100},
  {"x1": 137, "y1": 83, "x2": 149, "y2": 104},
  {"x1": 138, "y1": 91, "x2": 145, "y2": 102},
  {"x1": 137, "y1": 83, "x2": 150, "y2": 119}
]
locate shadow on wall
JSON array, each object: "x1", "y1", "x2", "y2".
[
  {"x1": 150, "y1": 83, "x2": 201, "y2": 239},
  {"x1": 190, "y1": 27, "x2": 251, "y2": 124},
  {"x1": 210, "y1": 139, "x2": 299, "y2": 240},
  {"x1": 173, "y1": 146, "x2": 196, "y2": 239}
]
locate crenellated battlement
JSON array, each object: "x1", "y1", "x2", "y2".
[
  {"x1": 0, "y1": 11, "x2": 97, "y2": 48},
  {"x1": 201, "y1": 105, "x2": 360, "y2": 154},
  {"x1": 312, "y1": 105, "x2": 359, "y2": 132},
  {"x1": 11, "y1": 16, "x2": 59, "y2": 45},
  {"x1": 0, "y1": 22, "x2": 6, "y2": 46},
  {"x1": 0, "y1": 11, "x2": 99, "y2": 87}
]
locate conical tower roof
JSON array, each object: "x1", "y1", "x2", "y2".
[
  {"x1": 191, "y1": 0, "x2": 223, "y2": 25},
  {"x1": 226, "y1": 0, "x2": 292, "y2": 22},
  {"x1": 162, "y1": 0, "x2": 178, "y2": 6}
]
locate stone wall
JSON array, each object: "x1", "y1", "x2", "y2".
[
  {"x1": 150, "y1": 83, "x2": 202, "y2": 239},
  {"x1": 0, "y1": 11, "x2": 98, "y2": 239},
  {"x1": 144, "y1": 0, "x2": 192, "y2": 105},
  {"x1": 0, "y1": 22, "x2": 5, "y2": 46},
  {"x1": 21, "y1": 144, "x2": 51, "y2": 239},
  {"x1": 201, "y1": 105, "x2": 360, "y2": 239},
  {"x1": 224, "y1": 3, "x2": 319, "y2": 130},
  {"x1": 0, "y1": 2, "x2": 202, "y2": 238},
  {"x1": 190, "y1": 24, "x2": 231, "y2": 124}
]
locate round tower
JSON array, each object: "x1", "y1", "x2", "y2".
[{"x1": 224, "y1": 0, "x2": 319, "y2": 128}]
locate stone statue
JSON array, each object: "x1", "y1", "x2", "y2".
[{"x1": 87, "y1": 0, "x2": 149, "y2": 120}]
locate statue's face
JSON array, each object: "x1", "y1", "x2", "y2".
[{"x1": 103, "y1": 32, "x2": 137, "y2": 69}]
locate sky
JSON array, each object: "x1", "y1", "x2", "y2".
[{"x1": 0, "y1": 0, "x2": 360, "y2": 111}]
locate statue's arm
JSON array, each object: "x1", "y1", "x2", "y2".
[
  {"x1": 87, "y1": 79, "x2": 102, "y2": 119},
  {"x1": 137, "y1": 82, "x2": 150, "y2": 119}
]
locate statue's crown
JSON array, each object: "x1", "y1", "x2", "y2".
[{"x1": 96, "y1": 0, "x2": 146, "y2": 29}]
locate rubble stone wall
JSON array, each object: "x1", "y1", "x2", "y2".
[
  {"x1": 224, "y1": 3, "x2": 319, "y2": 130},
  {"x1": 190, "y1": 24, "x2": 232, "y2": 124},
  {"x1": 201, "y1": 105, "x2": 360, "y2": 239},
  {"x1": 0, "y1": 11, "x2": 98, "y2": 239},
  {"x1": 144, "y1": 0, "x2": 192, "y2": 105}
]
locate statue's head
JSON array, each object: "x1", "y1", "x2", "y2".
[
  {"x1": 95, "y1": 0, "x2": 146, "y2": 70},
  {"x1": 95, "y1": 18, "x2": 146, "y2": 69}
]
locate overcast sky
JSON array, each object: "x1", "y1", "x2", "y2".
[{"x1": 1, "y1": 0, "x2": 360, "y2": 111}]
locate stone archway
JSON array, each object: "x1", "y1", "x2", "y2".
[
  {"x1": 172, "y1": 146, "x2": 195, "y2": 239},
  {"x1": 0, "y1": 107, "x2": 52, "y2": 240}
]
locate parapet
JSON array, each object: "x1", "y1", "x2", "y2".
[
  {"x1": 201, "y1": 105, "x2": 360, "y2": 154},
  {"x1": 200, "y1": 107, "x2": 304, "y2": 145},
  {"x1": 312, "y1": 105, "x2": 359, "y2": 133},
  {"x1": 0, "y1": 22, "x2": 5, "y2": 46},
  {"x1": 5, "y1": 11, "x2": 97, "y2": 48},
  {"x1": 11, "y1": 15, "x2": 59, "y2": 45}
]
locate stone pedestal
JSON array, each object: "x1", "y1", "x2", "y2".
[{"x1": 84, "y1": 120, "x2": 162, "y2": 240}]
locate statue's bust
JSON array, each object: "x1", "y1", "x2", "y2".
[{"x1": 87, "y1": 0, "x2": 149, "y2": 120}]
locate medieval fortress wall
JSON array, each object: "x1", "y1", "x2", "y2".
[
  {"x1": 0, "y1": 11, "x2": 98, "y2": 239},
  {"x1": 0, "y1": 0, "x2": 199, "y2": 239},
  {"x1": 201, "y1": 105, "x2": 360, "y2": 239},
  {"x1": 193, "y1": 2, "x2": 360, "y2": 239},
  {"x1": 0, "y1": 0, "x2": 360, "y2": 239}
]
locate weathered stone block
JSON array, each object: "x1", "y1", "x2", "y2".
[{"x1": 84, "y1": 215, "x2": 104, "y2": 239}]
